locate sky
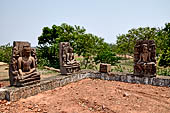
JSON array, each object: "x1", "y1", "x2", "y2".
[{"x1": 0, "y1": 0, "x2": 170, "y2": 46}]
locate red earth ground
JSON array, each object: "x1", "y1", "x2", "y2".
[{"x1": 1, "y1": 78, "x2": 170, "y2": 113}]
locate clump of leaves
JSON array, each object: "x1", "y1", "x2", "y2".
[
  {"x1": 94, "y1": 51, "x2": 121, "y2": 66},
  {"x1": 0, "y1": 43, "x2": 12, "y2": 64},
  {"x1": 37, "y1": 23, "x2": 121, "y2": 69},
  {"x1": 157, "y1": 67, "x2": 170, "y2": 76},
  {"x1": 112, "y1": 65, "x2": 124, "y2": 72}
]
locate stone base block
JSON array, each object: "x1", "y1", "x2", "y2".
[{"x1": 99, "y1": 63, "x2": 111, "y2": 73}]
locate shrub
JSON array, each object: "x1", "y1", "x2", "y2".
[{"x1": 0, "y1": 43, "x2": 12, "y2": 63}]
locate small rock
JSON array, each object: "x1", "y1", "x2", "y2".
[
  {"x1": 43, "y1": 110, "x2": 48, "y2": 113},
  {"x1": 34, "y1": 104, "x2": 39, "y2": 108},
  {"x1": 102, "y1": 105, "x2": 106, "y2": 109},
  {"x1": 28, "y1": 105, "x2": 33, "y2": 109},
  {"x1": 135, "y1": 104, "x2": 140, "y2": 108},
  {"x1": 123, "y1": 92, "x2": 130, "y2": 97},
  {"x1": 4, "y1": 107, "x2": 9, "y2": 110},
  {"x1": 89, "y1": 107, "x2": 93, "y2": 111},
  {"x1": 37, "y1": 108, "x2": 42, "y2": 112},
  {"x1": 1, "y1": 100, "x2": 7, "y2": 104},
  {"x1": 117, "y1": 89, "x2": 121, "y2": 93},
  {"x1": 5, "y1": 102, "x2": 11, "y2": 106}
]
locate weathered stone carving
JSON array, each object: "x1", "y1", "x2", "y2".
[
  {"x1": 59, "y1": 42, "x2": 80, "y2": 75},
  {"x1": 99, "y1": 63, "x2": 111, "y2": 73},
  {"x1": 134, "y1": 40, "x2": 156, "y2": 77},
  {"x1": 9, "y1": 41, "x2": 40, "y2": 86}
]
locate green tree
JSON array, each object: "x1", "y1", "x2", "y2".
[
  {"x1": 94, "y1": 42, "x2": 120, "y2": 65},
  {"x1": 116, "y1": 27, "x2": 158, "y2": 55},
  {"x1": 115, "y1": 23, "x2": 170, "y2": 67},
  {"x1": 0, "y1": 43, "x2": 12, "y2": 63},
  {"x1": 158, "y1": 23, "x2": 170, "y2": 67},
  {"x1": 38, "y1": 23, "x2": 120, "y2": 69},
  {"x1": 37, "y1": 23, "x2": 86, "y2": 68}
]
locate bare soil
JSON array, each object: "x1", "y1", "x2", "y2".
[
  {"x1": 1, "y1": 78, "x2": 170, "y2": 113},
  {"x1": 0, "y1": 64, "x2": 9, "y2": 88}
]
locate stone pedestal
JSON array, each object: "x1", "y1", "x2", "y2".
[{"x1": 99, "y1": 63, "x2": 111, "y2": 73}]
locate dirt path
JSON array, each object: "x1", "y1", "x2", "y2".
[{"x1": 1, "y1": 78, "x2": 170, "y2": 113}]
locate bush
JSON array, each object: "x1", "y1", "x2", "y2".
[
  {"x1": 94, "y1": 51, "x2": 120, "y2": 65},
  {"x1": 0, "y1": 43, "x2": 12, "y2": 63},
  {"x1": 36, "y1": 46, "x2": 59, "y2": 68},
  {"x1": 37, "y1": 23, "x2": 120, "y2": 69},
  {"x1": 157, "y1": 67, "x2": 170, "y2": 76}
]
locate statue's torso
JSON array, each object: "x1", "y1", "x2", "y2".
[
  {"x1": 141, "y1": 52, "x2": 149, "y2": 62},
  {"x1": 21, "y1": 56, "x2": 33, "y2": 72}
]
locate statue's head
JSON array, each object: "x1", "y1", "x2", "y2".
[
  {"x1": 142, "y1": 44, "x2": 148, "y2": 53},
  {"x1": 23, "y1": 46, "x2": 31, "y2": 57},
  {"x1": 68, "y1": 47, "x2": 73, "y2": 53},
  {"x1": 64, "y1": 42, "x2": 70, "y2": 46},
  {"x1": 12, "y1": 46, "x2": 18, "y2": 57},
  {"x1": 13, "y1": 46, "x2": 17, "y2": 51}
]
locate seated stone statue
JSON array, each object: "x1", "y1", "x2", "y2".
[
  {"x1": 66, "y1": 46, "x2": 79, "y2": 65},
  {"x1": 9, "y1": 41, "x2": 40, "y2": 86},
  {"x1": 59, "y1": 42, "x2": 80, "y2": 75},
  {"x1": 134, "y1": 40, "x2": 156, "y2": 77},
  {"x1": 136, "y1": 44, "x2": 154, "y2": 72},
  {"x1": 18, "y1": 46, "x2": 40, "y2": 80}
]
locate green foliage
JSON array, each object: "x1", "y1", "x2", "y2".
[
  {"x1": 158, "y1": 23, "x2": 170, "y2": 67},
  {"x1": 38, "y1": 68, "x2": 58, "y2": 75},
  {"x1": 116, "y1": 22, "x2": 170, "y2": 67},
  {"x1": 116, "y1": 27, "x2": 158, "y2": 55},
  {"x1": 112, "y1": 65, "x2": 123, "y2": 72},
  {"x1": 94, "y1": 51, "x2": 120, "y2": 65},
  {"x1": 94, "y1": 44, "x2": 120, "y2": 65},
  {"x1": 157, "y1": 67, "x2": 170, "y2": 76},
  {"x1": 109, "y1": 43, "x2": 118, "y2": 53},
  {"x1": 0, "y1": 43, "x2": 12, "y2": 64},
  {"x1": 38, "y1": 23, "x2": 119, "y2": 69},
  {"x1": 37, "y1": 23, "x2": 86, "y2": 68},
  {"x1": 37, "y1": 43, "x2": 59, "y2": 68},
  {"x1": 111, "y1": 58, "x2": 134, "y2": 73}
]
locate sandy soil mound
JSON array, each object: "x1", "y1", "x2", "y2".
[{"x1": 1, "y1": 79, "x2": 170, "y2": 113}]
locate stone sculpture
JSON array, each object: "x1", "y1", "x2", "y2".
[
  {"x1": 134, "y1": 40, "x2": 156, "y2": 77},
  {"x1": 59, "y1": 42, "x2": 80, "y2": 75},
  {"x1": 9, "y1": 41, "x2": 40, "y2": 86}
]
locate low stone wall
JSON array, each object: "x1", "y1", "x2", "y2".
[
  {"x1": 0, "y1": 72, "x2": 89, "y2": 101},
  {"x1": 89, "y1": 72, "x2": 170, "y2": 87},
  {"x1": 0, "y1": 70, "x2": 170, "y2": 101},
  {"x1": 0, "y1": 88, "x2": 7, "y2": 100}
]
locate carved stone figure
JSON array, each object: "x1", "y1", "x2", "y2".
[
  {"x1": 9, "y1": 41, "x2": 40, "y2": 86},
  {"x1": 134, "y1": 40, "x2": 156, "y2": 77},
  {"x1": 59, "y1": 42, "x2": 80, "y2": 75}
]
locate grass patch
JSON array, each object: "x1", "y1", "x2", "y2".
[
  {"x1": 157, "y1": 66, "x2": 170, "y2": 76},
  {"x1": 37, "y1": 68, "x2": 58, "y2": 75}
]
